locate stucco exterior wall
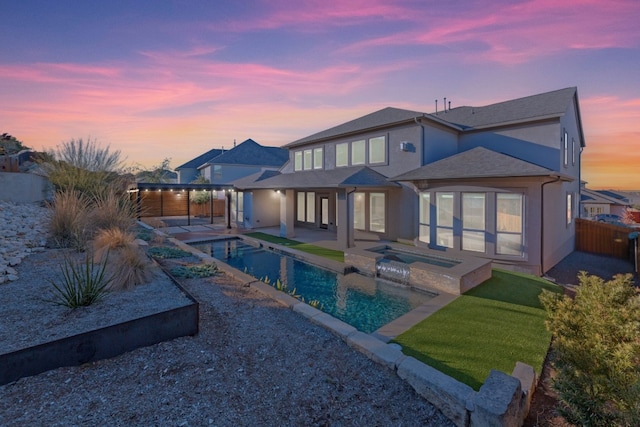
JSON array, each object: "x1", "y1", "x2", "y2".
[
  {"x1": 244, "y1": 189, "x2": 281, "y2": 228},
  {"x1": 458, "y1": 120, "x2": 561, "y2": 171}
]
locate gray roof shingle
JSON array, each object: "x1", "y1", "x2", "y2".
[
  {"x1": 199, "y1": 139, "x2": 288, "y2": 168},
  {"x1": 391, "y1": 147, "x2": 571, "y2": 181},
  {"x1": 175, "y1": 148, "x2": 223, "y2": 170},
  {"x1": 434, "y1": 87, "x2": 577, "y2": 129},
  {"x1": 285, "y1": 107, "x2": 427, "y2": 148},
  {"x1": 233, "y1": 166, "x2": 399, "y2": 190},
  {"x1": 285, "y1": 87, "x2": 580, "y2": 148}
]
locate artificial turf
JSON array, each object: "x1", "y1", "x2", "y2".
[
  {"x1": 392, "y1": 269, "x2": 562, "y2": 390},
  {"x1": 244, "y1": 232, "x2": 344, "y2": 262}
]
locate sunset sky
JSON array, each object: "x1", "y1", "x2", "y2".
[{"x1": 1, "y1": 0, "x2": 639, "y2": 189}]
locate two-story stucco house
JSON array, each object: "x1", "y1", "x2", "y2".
[{"x1": 232, "y1": 87, "x2": 585, "y2": 275}]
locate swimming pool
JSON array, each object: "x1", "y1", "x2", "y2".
[{"x1": 192, "y1": 239, "x2": 434, "y2": 333}]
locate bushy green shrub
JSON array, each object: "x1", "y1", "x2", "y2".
[
  {"x1": 541, "y1": 272, "x2": 640, "y2": 426},
  {"x1": 48, "y1": 252, "x2": 113, "y2": 308}
]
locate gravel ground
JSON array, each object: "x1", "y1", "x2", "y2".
[
  {"x1": 545, "y1": 250, "x2": 639, "y2": 287},
  {"x1": 0, "y1": 247, "x2": 453, "y2": 426}
]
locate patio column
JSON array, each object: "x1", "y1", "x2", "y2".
[
  {"x1": 336, "y1": 188, "x2": 355, "y2": 248},
  {"x1": 280, "y1": 189, "x2": 295, "y2": 238}
]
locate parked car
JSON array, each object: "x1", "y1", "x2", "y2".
[{"x1": 593, "y1": 213, "x2": 623, "y2": 224}]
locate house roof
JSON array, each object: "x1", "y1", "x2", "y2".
[
  {"x1": 581, "y1": 188, "x2": 630, "y2": 205},
  {"x1": 175, "y1": 148, "x2": 224, "y2": 170},
  {"x1": 232, "y1": 166, "x2": 400, "y2": 190},
  {"x1": 437, "y1": 87, "x2": 578, "y2": 130},
  {"x1": 285, "y1": 107, "x2": 434, "y2": 148},
  {"x1": 391, "y1": 147, "x2": 572, "y2": 182},
  {"x1": 285, "y1": 87, "x2": 583, "y2": 149},
  {"x1": 198, "y1": 139, "x2": 288, "y2": 169}
]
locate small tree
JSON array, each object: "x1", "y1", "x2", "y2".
[{"x1": 541, "y1": 272, "x2": 640, "y2": 426}]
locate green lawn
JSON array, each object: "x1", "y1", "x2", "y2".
[
  {"x1": 392, "y1": 269, "x2": 562, "y2": 390},
  {"x1": 244, "y1": 232, "x2": 344, "y2": 263}
]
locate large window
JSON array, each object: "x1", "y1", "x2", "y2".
[
  {"x1": 354, "y1": 192, "x2": 365, "y2": 230},
  {"x1": 419, "y1": 193, "x2": 430, "y2": 244},
  {"x1": 369, "y1": 136, "x2": 386, "y2": 164},
  {"x1": 496, "y1": 193, "x2": 523, "y2": 256},
  {"x1": 336, "y1": 143, "x2": 348, "y2": 167},
  {"x1": 352, "y1": 140, "x2": 365, "y2": 165},
  {"x1": 335, "y1": 136, "x2": 386, "y2": 167},
  {"x1": 294, "y1": 147, "x2": 323, "y2": 171},
  {"x1": 306, "y1": 192, "x2": 315, "y2": 223},
  {"x1": 369, "y1": 193, "x2": 385, "y2": 233},
  {"x1": 236, "y1": 191, "x2": 244, "y2": 224},
  {"x1": 436, "y1": 192, "x2": 454, "y2": 248},
  {"x1": 297, "y1": 192, "x2": 305, "y2": 221},
  {"x1": 462, "y1": 193, "x2": 485, "y2": 252}
]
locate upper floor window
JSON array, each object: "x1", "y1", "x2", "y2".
[
  {"x1": 572, "y1": 138, "x2": 576, "y2": 166},
  {"x1": 303, "y1": 149, "x2": 312, "y2": 170},
  {"x1": 313, "y1": 148, "x2": 323, "y2": 169},
  {"x1": 294, "y1": 147, "x2": 324, "y2": 171},
  {"x1": 294, "y1": 151, "x2": 302, "y2": 171},
  {"x1": 352, "y1": 140, "x2": 365, "y2": 165},
  {"x1": 336, "y1": 143, "x2": 348, "y2": 167},
  {"x1": 335, "y1": 136, "x2": 387, "y2": 167},
  {"x1": 563, "y1": 130, "x2": 568, "y2": 167},
  {"x1": 369, "y1": 136, "x2": 386, "y2": 164}
]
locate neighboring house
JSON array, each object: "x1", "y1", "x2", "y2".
[
  {"x1": 233, "y1": 87, "x2": 585, "y2": 275},
  {"x1": 197, "y1": 139, "x2": 289, "y2": 185},
  {"x1": 580, "y1": 185, "x2": 631, "y2": 219},
  {"x1": 175, "y1": 148, "x2": 224, "y2": 184}
]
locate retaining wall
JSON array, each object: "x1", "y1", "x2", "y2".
[{"x1": 0, "y1": 172, "x2": 50, "y2": 202}]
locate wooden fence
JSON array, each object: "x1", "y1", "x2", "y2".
[
  {"x1": 136, "y1": 191, "x2": 225, "y2": 217},
  {"x1": 575, "y1": 218, "x2": 636, "y2": 261}
]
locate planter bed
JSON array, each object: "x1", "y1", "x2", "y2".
[{"x1": 0, "y1": 249, "x2": 198, "y2": 386}]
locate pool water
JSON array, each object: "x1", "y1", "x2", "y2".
[{"x1": 192, "y1": 239, "x2": 434, "y2": 333}]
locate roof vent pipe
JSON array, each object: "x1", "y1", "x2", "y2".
[
  {"x1": 435, "y1": 99, "x2": 438, "y2": 114},
  {"x1": 444, "y1": 97, "x2": 447, "y2": 112},
  {"x1": 448, "y1": 100, "x2": 451, "y2": 110}
]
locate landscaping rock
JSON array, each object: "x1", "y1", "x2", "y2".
[{"x1": 0, "y1": 201, "x2": 49, "y2": 283}]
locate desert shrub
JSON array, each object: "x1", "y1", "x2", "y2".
[
  {"x1": 93, "y1": 228, "x2": 151, "y2": 290},
  {"x1": 48, "y1": 190, "x2": 90, "y2": 250},
  {"x1": 170, "y1": 263, "x2": 218, "y2": 278},
  {"x1": 88, "y1": 189, "x2": 137, "y2": 235},
  {"x1": 48, "y1": 251, "x2": 112, "y2": 308},
  {"x1": 107, "y1": 245, "x2": 151, "y2": 290},
  {"x1": 93, "y1": 227, "x2": 136, "y2": 260},
  {"x1": 148, "y1": 246, "x2": 191, "y2": 259},
  {"x1": 41, "y1": 137, "x2": 131, "y2": 199},
  {"x1": 541, "y1": 272, "x2": 640, "y2": 426}
]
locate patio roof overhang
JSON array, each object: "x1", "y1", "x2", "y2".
[
  {"x1": 233, "y1": 166, "x2": 401, "y2": 191},
  {"x1": 129, "y1": 182, "x2": 234, "y2": 192}
]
